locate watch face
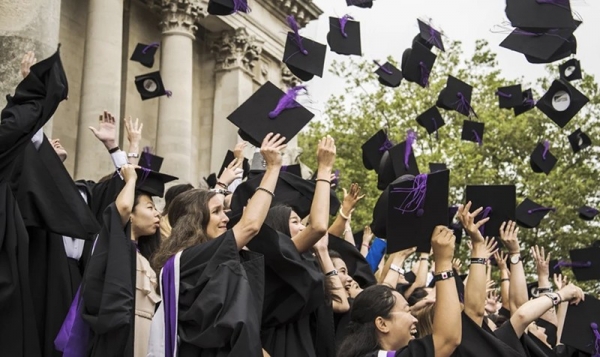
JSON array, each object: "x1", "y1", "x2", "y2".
[{"x1": 510, "y1": 255, "x2": 520, "y2": 264}]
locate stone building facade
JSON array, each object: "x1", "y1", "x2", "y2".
[{"x1": 0, "y1": 0, "x2": 321, "y2": 185}]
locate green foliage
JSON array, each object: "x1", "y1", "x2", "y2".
[{"x1": 299, "y1": 39, "x2": 600, "y2": 292}]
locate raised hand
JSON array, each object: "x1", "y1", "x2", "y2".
[
  {"x1": 218, "y1": 158, "x2": 243, "y2": 186},
  {"x1": 478, "y1": 237, "x2": 499, "y2": 259},
  {"x1": 89, "y1": 111, "x2": 118, "y2": 149},
  {"x1": 431, "y1": 226, "x2": 456, "y2": 265},
  {"x1": 317, "y1": 135, "x2": 336, "y2": 170},
  {"x1": 553, "y1": 273, "x2": 568, "y2": 290},
  {"x1": 499, "y1": 221, "x2": 520, "y2": 254},
  {"x1": 494, "y1": 251, "x2": 508, "y2": 271},
  {"x1": 341, "y1": 183, "x2": 365, "y2": 216},
  {"x1": 531, "y1": 245, "x2": 551, "y2": 281},
  {"x1": 260, "y1": 133, "x2": 286, "y2": 168},
  {"x1": 20, "y1": 51, "x2": 37, "y2": 78},
  {"x1": 558, "y1": 283, "x2": 585, "y2": 305},
  {"x1": 313, "y1": 233, "x2": 329, "y2": 252},
  {"x1": 457, "y1": 201, "x2": 488, "y2": 243},
  {"x1": 452, "y1": 258, "x2": 463, "y2": 273},
  {"x1": 120, "y1": 164, "x2": 138, "y2": 183},
  {"x1": 485, "y1": 290, "x2": 500, "y2": 314},
  {"x1": 124, "y1": 116, "x2": 143, "y2": 145},
  {"x1": 234, "y1": 141, "x2": 248, "y2": 160}
]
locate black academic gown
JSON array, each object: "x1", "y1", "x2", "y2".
[
  {"x1": 246, "y1": 228, "x2": 327, "y2": 357},
  {"x1": 0, "y1": 49, "x2": 68, "y2": 357},
  {"x1": 177, "y1": 229, "x2": 266, "y2": 357},
  {"x1": 452, "y1": 312, "x2": 523, "y2": 357}
]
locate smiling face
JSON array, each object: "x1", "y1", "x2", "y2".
[
  {"x1": 205, "y1": 194, "x2": 229, "y2": 239},
  {"x1": 131, "y1": 194, "x2": 161, "y2": 238},
  {"x1": 376, "y1": 291, "x2": 419, "y2": 350},
  {"x1": 51, "y1": 138, "x2": 68, "y2": 162},
  {"x1": 332, "y1": 257, "x2": 354, "y2": 291},
  {"x1": 288, "y1": 210, "x2": 305, "y2": 237}
]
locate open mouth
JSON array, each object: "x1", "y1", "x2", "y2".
[{"x1": 410, "y1": 326, "x2": 418, "y2": 339}]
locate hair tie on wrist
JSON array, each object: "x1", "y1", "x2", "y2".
[
  {"x1": 339, "y1": 208, "x2": 350, "y2": 220},
  {"x1": 255, "y1": 186, "x2": 275, "y2": 197},
  {"x1": 315, "y1": 178, "x2": 331, "y2": 185}
]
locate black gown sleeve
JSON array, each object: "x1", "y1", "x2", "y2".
[
  {"x1": 494, "y1": 320, "x2": 528, "y2": 356},
  {"x1": 394, "y1": 335, "x2": 435, "y2": 357},
  {"x1": 454, "y1": 312, "x2": 524, "y2": 357}
]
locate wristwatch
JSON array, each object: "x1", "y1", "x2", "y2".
[
  {"x1": 325, "y1": 269, "x2": 338, "y2": 277},
  {"x1": 509, "y1": 254, "x2": 522, "y2": 265},
  {"x1": 390, "y1": 264, "x2": 405, "y2": 275},
  {"x1": 543, "y1": 292, "x2": 561, "y2": 306}
]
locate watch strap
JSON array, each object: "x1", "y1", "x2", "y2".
[
  {"x1": 390, "y1": 264, "x2": 405, "y2": 275},
  {"x1": 470, "y1": 258, "x2": 488, "y2": 265},
  {"x1": 433, "y1": 270, "x2": 455, "y2": 282},
  {"x1": 325, "y1": 269, "x2": 338, "y2": 277}
]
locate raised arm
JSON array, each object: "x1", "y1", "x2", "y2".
[
  {"x1": 402, "y1": 251, "x2": 430, "y2": 298},
  {"x1": 115, "y1": 164, "x2": 137, "y2": 226},
  {"x1": 232, "y1": 133, "x2": 285, "y2": 249},
  {"x1": 553, "y1": 274, "x2": 569, "y2": 346},
  {"x1": 381, "y1": 248, "x2": 415, "y2": 288},
  {"x1": 313, "y1": 234, "x2": 350, "y2": 313},
  {"x1": 500, "y1": 221, "x2": 528, "y2": 314},
  {"x1": 124, "y1": 116, "x2": 143, "y2": 165},
  {"x1": 291, "y1": 136, "x2": 336, "y2": 253},
  {"x1": 531, "y1": 245, "x2": 558, "y2": 325},
  {"x1": 494, "y1": 251, "x2": 511, "y2": 312},
  {"x1": 328, "y1": 183, "x2": 364, "y2": 237}
]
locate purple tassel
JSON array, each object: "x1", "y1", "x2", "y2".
[
  {"x1": 496, "y1": 90, "x2": 512, "y2": 98},
  {"x1": 472, "y1": 129, "x2": 483, "y2": 146},
  {"x1": 431, "y1": 118, "x2": 438, "y2": 139},
  {"x1": 404, "y1": 129, "x2": 417, "y2": 169},
  {"x1": 339, "y1": 15, "x2": 354, "y2": 38},
  {"x1": 268, "y1": 85, "x2": 306, "y2": 118},
  {"x1": 143, "y1": 146, "x2": 152, "y2": 168},
  {"x1": 591, "y1": 322, "x2": 600, "y2": 357},
  {"x1": 165, "y1": 89, "x2": 172, "y2": 98},
  {"x1": 232, "y1": 0, "x2": 250, "y2": 13},
  {"x1": 456, "y1": 92, "x2": 478, "y2": 118},
  {"x1": 419, "y1": 61, "x2": 430, "y2": 87},
  {"x1": 142, "y1": 42, "x2": 160, "y2": 54},
  {"x1": 528, "y1": 206, "x2": 556, "y2": 214},
  {"x1": 374, "y1": 60, "x2": 393, "y2": 75},
  {"x1": 379, "y1": 137, "x2": 394, "y2": 151},
  {"x1": 478, "y1": 206, "x2": 493, "y2": 235},
  {"x1": 427, "y1": 26, "x2": 443, "y2": 49},
  {"x1": 138, "y1": 167, "x2": 152, "y2": 187},
  {"x1": 286, "y1": 16, "x2": 309, "y2": 55},
  {"x1": 553, "y1": 260, "x2": 592, "y2": 269},
  {"x1": 391, "y1": 174, "x2": 428, "y2": 216},
  {"x1": 332, "y1": 169, "x2": 340, "y2": 187},
  {"x1": 588, "y1": 208, "x2": 600, "y2": 214},
  {"x1": 542, "y1": 140, "x2": 550, "y2": 160}
]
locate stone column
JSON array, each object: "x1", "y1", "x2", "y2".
[
  {"x1": 155, "y1": 0, "x2": 204, "y2": 183},
  {"x1": 74, "y1": 0, "x2": 124, "y2": 180},
  {"x1": 0, "y1": 0, "x2": 62, "y2": 135},
  {"x1": 209, "y1": 27, "x2": 263, "y2": 172}
]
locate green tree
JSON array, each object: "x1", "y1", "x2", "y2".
[{"x1": 299, "y1": 39, "x2": 600, "y2": 292}]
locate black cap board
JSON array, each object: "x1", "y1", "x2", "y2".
[
  {"x1": 496, "y1": 84, "x2": 523, "y2": 109},
  {"x1": 429, "y1": 163, "x2": 447, "y2": 173},
  {"x1": 568, "y1": 246, "x2": 600, "y2": 281},
  {"x1": 561, "y1": 294, "x2": 600, "y2": 355},
  {"x1": 401, "y1": 42, "x2": 437, "y2": 88},
  {"x1": 536, "y1": 78, "x2": 589, "y2": 128},
  {"x1": 437, "y1": 75, "x2": 476, "y2": 117},
  {"x1": 283, "y1": 17, "x2": 327, "y2": 81},
  {"x1": 139, "y1": 150, "x2": 163, "y2": 172},
  {"x1": 327, "y1": 16, "x2": 362, "y2": 56},
  {"x1": 362, "y1": 129, "x2": 393, "y2": 173},
  {"x1": 567, "y1": 128, "x2": 592, "y2": 153},
  {"x1": 346, "y1": 0, "x2": 373, "y2": 8},
  {"x1": 559, "y1": 58, "x2": 582, "y2": 82},
  {"x1": 513, "y1": 89, "x2": 536, "y2": 116},
  {"x1": 524, "y1": 33, "x2": 578, "y2": 64},
  {"x1": 281, "y1": 164, "x2": 303, "y2": 177},
  {"x1": 416, "y1": 106, "x2": 445, "y2": 137},
  {"x1": 505, "y1": 0, "x2": 578, "y2": 31},
  {"x1": 374, "y1": 61, "x2": 403, "y2": 88},
  {"x1": 578, "y1": 206, "x2": 599, "y2": 220},
  {"x1": 417, "y1": 19, "x2": 445, "y2": 52},
  {"x1": 135, "y1": 71, "x2": 170, "y2": 100},
  {"x1": 135, "y1": 168, "x2": 178, "y2": 198},
  {"x1": 499, "y1": 26, "x2": 580, "y2": 64},
  {"x1": 217, "y1": 150, "x2": 250, "y2": 179},
  {"x1": 529, "y1": 141, "x2": 557, "y2": 175},
  {"x1": 377, "y1": 135, "x2": 420, "y2": 191},
  {"x1": 515, "y1": 198, "x2": 555, "y2": 228},
  {"x1": 227, "y1": 81, "x2": 314, "y2": 147},
  {"x1": 208, "y1": 0, "x2": 249, "y2": 15},
  {"x1": 465, "y1": 185, "x2": 516, "y2": 237},
  {"x1": 461, "y1": 120, "x2": 485, "y2": 146},
  {"x1": 130, "y1": 43, "x2": 159, "y2": 68}
]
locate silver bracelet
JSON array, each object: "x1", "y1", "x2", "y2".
[{"x1": 127, "y1": 152, "x2": 139, "y2": 158}]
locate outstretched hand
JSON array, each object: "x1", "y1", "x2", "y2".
[
  {"x1": 317, "y1": 135, "x2": 336, "y2": 170},
  {"x1": 21, "y1": 51, "x2": 37, "y2": 78},
  {"x1": 342, "y1": 183, "x2": 365, "y2": 214},
  {"x1": 260, "y1": 133, "x2": 286, "y2": 168},
  {"x1": 457, "y1": 201, "x2": 488, "y2": 243},
  {"x1": 499, "y1": 221, "x2": 520, "y2": 254},
  {"x1": 89, "y1": 111, "x2": 118, "y2": 149},
  {"x1": 124, "y1": 116, "x2": 143, "y2": 145}
]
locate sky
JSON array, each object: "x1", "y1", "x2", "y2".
[{"x1": 296, "y1": 0, "x2": 600, "y2": 119}]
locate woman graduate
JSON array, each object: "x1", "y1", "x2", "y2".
[{"x1": 149, "y1": 132, "x2": 287, "y2": 357}]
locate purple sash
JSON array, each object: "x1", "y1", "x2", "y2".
[
  {"x1": 163, "y1": 255, "x2": 177, "y2": 357},
  {"x1": 54, "y1": 286, "x2": 91, "y2": 356}
]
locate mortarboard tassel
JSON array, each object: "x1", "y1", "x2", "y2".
[
  {"x1": 591, "y1": 322, "x2": 600, "y2": 357},
  {"x1": 143, "y1": 146, "x2": 153, "y2": 168},
  {"x1": 419, "y1": 61, "x2": 431, "y2": 88},
  {"x1": 392, "y1": 173, "x2": 428, "y2": 217},
  {"x1": 478, "y1": 206, "x2": 493, "y2": 236},
  {"x1": 379, "y1": 136, "x2": 394, "y2": 151},
  {"x1": 286, "y1": 16, "x2": 309, "y2": 55},
  {"x1": 472, "y1": 129, "x2": 483, "y2": 146},
  {"x1": 455, "y1": 92, "x2": 478, "y2": 119},
  {"x1": 138, "y1": 167, "x2": 152, "y2": 187},
  {"x1": 142, "y1": 42, "x2": 160, "y2": 54},
  {"x1": 268, "y1": 85, "x2": 306, "y2": 118},
  {"x1": 431, "y1": 117, "x2": 439, "y2": 140},
  {"x1": 495, "y1": 90, "x2": 512, "y2": 98},
  {"x1": 427, "y1": 24, "x2": 443, "y2": 50},
  {"x1": 339, "y1": 15, "x2": 354, "y2": 38},
  {"x1": 332, "y1": 169, "x2": 340, "y2": 188},
  {"x1": 373, "y1": 60, "x2": 393, "y2": 75},
  {"x1": 404, "y1": 129, "x2": 417, "y2": 169},
  {"x1": 542, "y1": 140, "x2": 551, "y2": 160},
  {"x1": 553, "y1": 260, "x2": 592, "y2": 269},
  {"x1": 165, "y1": 89, "x2": 173, "y2": 98},
  {"x1": 527, "y1": 206, "x2": 556, "y2": 214},
  {"x1": 232, "y1": 0, "x2": 250, "y2": 13}
]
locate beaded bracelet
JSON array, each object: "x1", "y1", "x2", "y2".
[{"x1": 255, "y1": 186, "x2": 275, "y2": 197}]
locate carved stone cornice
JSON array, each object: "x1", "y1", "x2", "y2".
[
  {"x1": 281, "y1": 65, "x2": 301, "y2": 88},
  {"x1": 261, "y1": 0, "x2": 322, "y2": 28},
  {"x1": 211, "y1": 28, "x2": 264, "y2": 73},
  {"x1": 158, "y1": 0, "x2": 207, "y2": 38}
]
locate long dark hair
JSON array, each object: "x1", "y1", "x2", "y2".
[
  {"x1": 264, "y1": 205, "x2": 293, "y2": 237},
  {"x1": 337, "y1": 285, "x2": 397, "y2": 357},
  {"x1": 152, "y1": 189, "x2": 216, "y2": 271},
  {"x1": 133, "y1": 191, "x2": 161, "y2": 262},
  {"x1": 162, "y1": 183, "x2": 194, "y2": 216}
]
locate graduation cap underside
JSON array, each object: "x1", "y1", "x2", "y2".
[
  {"x1": 536, "y1": 78, "x2": 589, "y2": 128},
  {"x1": 130, "y1": 43, "x2": 159, "y2": 68},
  {"x1": 283, "y1": 32, "x2": 327, "y2": 81},
  {"x1": 135, "y1": 71, "x2": 170, "y2": 100},
  {"x1": 327, "y1": 16, "x2": 362, "y2": 56}
]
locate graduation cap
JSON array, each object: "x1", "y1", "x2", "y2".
[
  {"x1": 371, "y1": 174, "x2": 416, "y2": 238},
  {"x1": 204, "y1": 173, "x2": 218, "y2": 188},
  {"x1": 548, "y1": 259, "x2": 562, "y2": 277},
  {"x1": 374, "y1": 60, "x2": 403, "y2": 88},
  {"x1": 327, "y1": 16, "x2": 362, "y2": 56},
  {"x1": 227, "y1": 81, "x2": 314, "y2": 147},
  {"x1": 496, "y1": 84, "x2": 523, "y2": 109},
  {"x1": 530, "y1": 140, "x2": 557, "y2": 175},
  {"x1": 377, "y1": 130, "x2": 420, "y2": 190},
  {"x1": 429, "y1": 163, "x2": 447, "y2": 173},
  {"x1": 401, "y1": 42, "x2": 437, "y2": 88},
  {"x1": 362, "y1": 129, "x2": 393, "y2": 173},
  {"x1": 525, "y1": 34, "x2": 578, "y2": 64},
  {"x1": 567, "y1": 128, "x2": 592, "y2": 153},
  {"x1": 346, "y1": 0, "x2": 372, "y2": 8},
  {"x1": 465, "y1": 185, "x2": 516, "y2": 237},
  {"x1": 578, "y1": 206, "x2": 599, "y2": 220},
  {"x1": 230, "y1": 171, "x2": 340, "y2": 219},
  {"x1": 207, "y1": 0, "x2": 250, "y2": 15},
  {"x1": 416, "y1": 106, "x2": 445, "y2": 138},
  {"x1": 134, "y1": 71, "x2": 171, "y2": 100},
  {"x1": 217, "y1": 150, "x2": 250, "y2": 179},
  {"x1": 513, "y1": 89, "x2": 536, "y2": 116},
  {"x1": 448, "y1": 206, "x2": 463, "y2": 245},
  {"x1": 536, "y1": 78, "x2": 589, "y2": 128},
  {"x1": 415, "y1": 19, "x2": 445, "y2": 52},
  {"x1": 461, "y1": 120, "x2": 484, "y2": 146},
  {"x1": 499, "y1": 24, "x2": 580, "y2": 64},
  {"x1": 527, "y1": 281, "x2": 541, "y2": 299},
  {"x1": 139, "y1": 149, "x2": 163, "y2": 171},
  {"x1": 386, "y1": 169, "x2": 450, "y2": 253},
  {"x1": 135, "y1": 168, "x2": 178, "y2": 198},
  {"x1": 283, "y1": 16, "x2": 327, "y2": 81},
  {"x1": 505, "y1": 0, "x2": 578, "y2": 31},
  {"x1": 130, "y1": 42, "x2": 159, "y2": 68},
  {"x1": 437, "y1": 75, "x2": 477, "y2": 118},
  {"x1": 515, "y1": 198, "x2": 555, "y2": 228},
  {"x1": 561, "y1": 294, "x2": 600, "y2": 355},
  {"x1": 559, "y1": 58, "x2": 582, "y2": 82},
  {"x1": 568, "y1": 245, "x2": 600, "y2": 281}
]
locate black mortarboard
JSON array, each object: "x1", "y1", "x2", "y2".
[
  {"x1": 416, "y1": 19, "x2": 445, "y2": 52},
  {"x1": 437, "y1": 76, "x2": 476, "y2": 117},
  {"x1": 374, "y1": 61, "x2": 403, "y2": 88},
  {"x1": 530, "y1": 141, "x2": 557, "y2": 175},
  {"x1": 549, "y1": 259, "x2": 562, "y2": 277},
  {"x1": 401, "y1": 42, "x2": 437, "y2": 88},
  {"x1": 524, "y1": 34, "x2": 578, "y2": 64},
  {"x1": 416, "y1": 106, "x2": 445, "y2": 137},
  {"x1": 386, "y1": 170, "x2": 450, "y2": 253},
  {"x1": 217, "y1": 150, "x2": 250, "y2": 179},
  {"x1": 139, "y1": 150, "x2": 163, "y2": 171},
  {"x1": 567, "y1": 128, "x2": 592, "y2": 153},
  {"x1": 362, "y1": 129, "x2": 393, "y2": 173},
  {"x1": 465, "y1": 185, "x2": 516, "y2": 237},
  {"x1": 204, "y1": 173, "x2": 218, "y2": 188},
  {"x1": 499, "y1": 24, "x2": 580, "y2": 64},
  {"x1": 448, "y1": 206, "x2": 463, "y2": 246},
  {"x1": 536, "y1": 78, "x2": 589, "y2": 128},
  {"x1": 515, "y1": 198, "x2": 555, "y2": 228},
  {"x1": 281, "y1": 164, "x2": 303, "y2": 177},
  {"x1": 579, "y1": 206, "x2": 599, "y2": 220},
  {"x1": 562, "y1": 294, "x2": 600, "y2": 355},
  {"x1": 496, "y1": 84, "x2": 523, "y2": 109},
  {"x1": 327, "y1": 16, "x2": 362, "y2": 56},
  {"x1": 135, "y1": 71, "x2": 170, "y2": 100},
  {"x1": 461, "y1": 120, "x2": 485, "y2": 146},
  {"x1": 135, "y1": 169, "x2": 178, "y2": 198},
  {"x1": 230, "y1": 171, "x2": 340, "y2": 218},
  {"x1": 346, "y1": 0, "x2": 372, "y2": 8},
  {"x1": 371, "y1": 175, "x2": 416, "y2": 238},
  {"x1": 227, "y1": 81, "x2": 314, "y2": 147},
  {"x1": 207, "y1": 0, "x2": 249, "y2": 15},
  {"x1": 513, "y1": 89, "x2": 536, "y2": 116},
  {"x1": 353, "y1": 230, "x2": 364, "y2": 249},
  {"x1": 130, "y1": 43, "x2": 159, "y2": 68},
  {"x1": 559, "y1": 58, "x2": 582, "y2": 82},
  {"x1": 569, "y1": 245, "x2": 600, "y2": 281},
  {"x1": 283, "y1": 16, "x2": 327, "y2": 81},
  {"x1": 505, "y1": 0, "x2": 578, "y2": 31},
  {"x1": 429, "y1": 163, "x2": 447, "y2": 173},
  {"x1": 377, "y1": 134, "x2": 420, "y2": 190}
]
